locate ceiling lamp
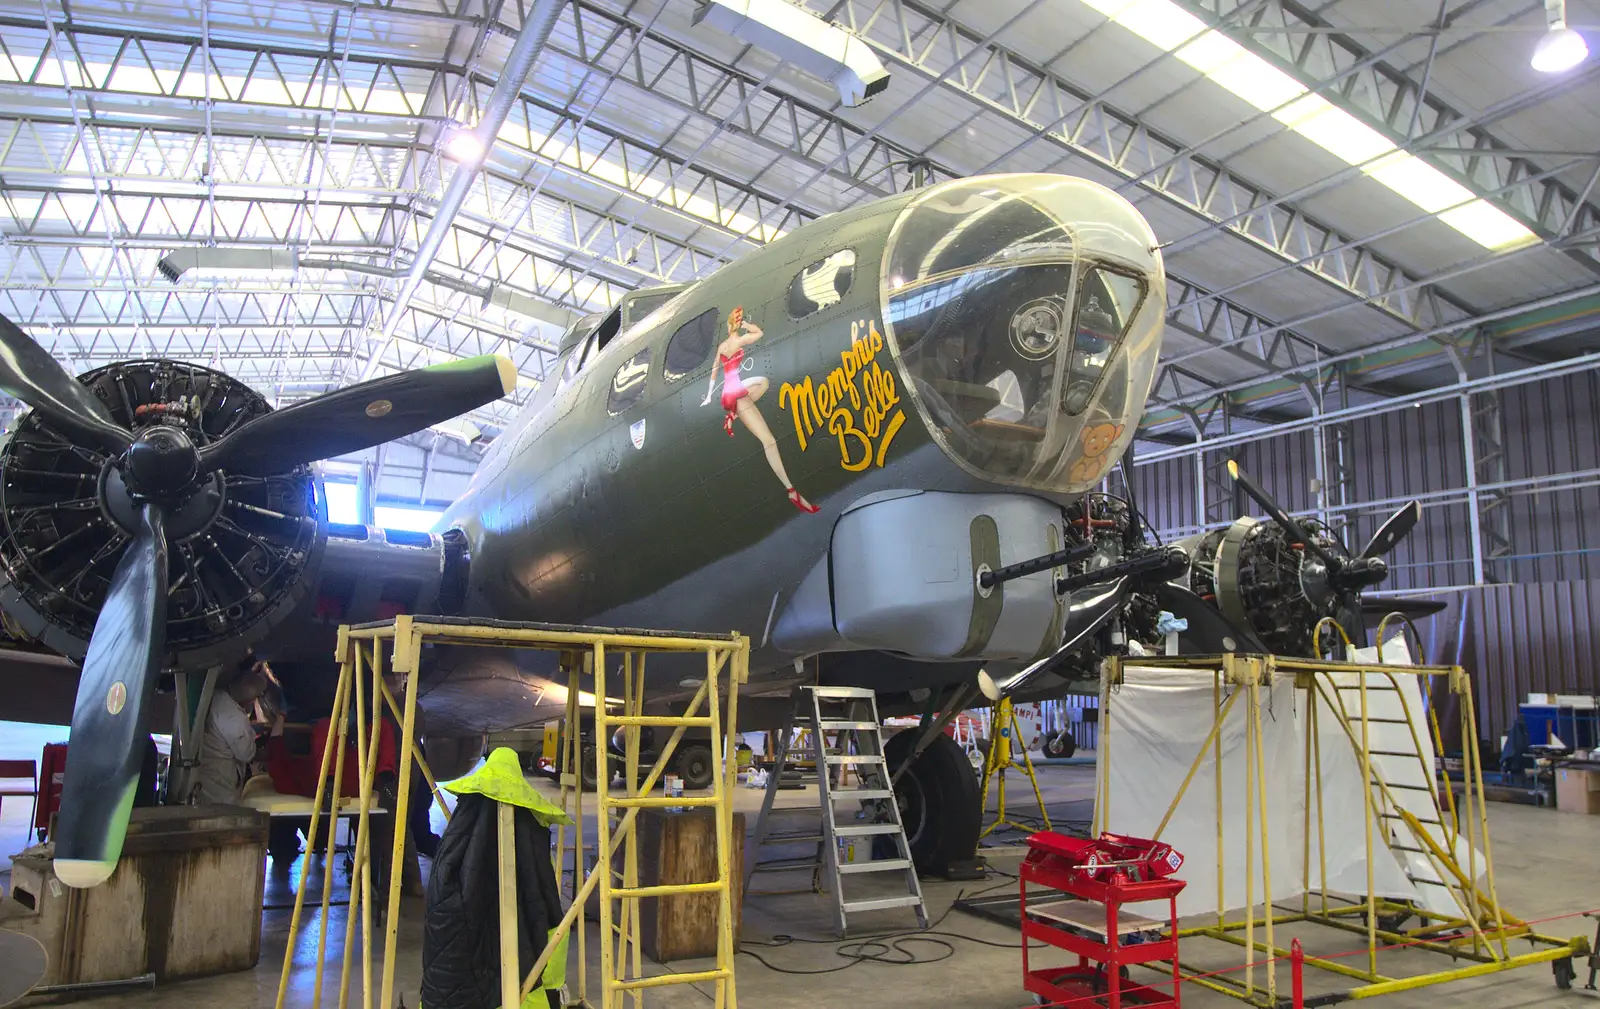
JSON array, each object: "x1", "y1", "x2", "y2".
[
  {"x1": 1533, "y1": 0, "x2": 1589, "y2": 73},
  {"x1": 444, "y1": 128, "x2": 486, "y2": 164}
]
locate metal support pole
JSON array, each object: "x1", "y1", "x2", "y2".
[{"x1": 497, "y1": 801, "x2": 520, "y2": 1009}]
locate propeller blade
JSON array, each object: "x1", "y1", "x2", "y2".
[
  {"x1": 1337, "y1": 594, "x2": 1369, "y2": 651},
  {"x1": 200, "y1": 355, "x2": 517, "y2": 477},
  {"x1": 1362, "y1": 500, "x2": 1422, "y2": 559},
  {"x1": 1118, "y1": 445, "x2": 1145, "y2": 549},
  {"x1": 1152, "y1": 581, "x2": 1268, "y2": 654},
  {"x1": 0, "y1": 313, "x2": 130, "y2": 455},
  {"x1": 1225, "y1": 459, "x2": 1337, "y2": 569},
  {"x1": 53, "y1": 504, "x2": 168, "y2": 888},
  {"x1": 1361, "y1": 596, "x2": 1449, "y2": 618},
  {"x1": 978, "y1": 578, "x2": 1129, "y2": 701}
]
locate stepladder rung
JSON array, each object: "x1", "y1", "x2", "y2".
[
  {"x1": 1368, "y1": 749, "x2": 1424, "y2": 758},
  {"x1": 825, "y1": 754, "x2": 886, "y2": 765},
  {"x1": 806, "y1": 686, "x2": 879, "y2": 698},
  {"x1": 816, "y1": 720, "x2": 877, "y2": 730},
  {"x1": 842, "y1": 895, "x2": 924, "y2": 914},
  {"x1": 826, "y1": 788, "x2": 894, "y2": 801},
  {"x1": 837, "y1": 858, "x2": 912, "y2": 875},
  {"x1": 833, "y1": 823, "x2": 903, "y2": 837},
  {"x1": 1380, "y1": 812, "x2": 1443, "y2": 826}
]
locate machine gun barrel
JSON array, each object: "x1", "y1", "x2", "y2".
[
  {"x1": 979, "y1": 542, "x2": 1098, "y2": 589},
  {"x1": 1055, "y1": 546, "x2": 1189, "y2": 596}
]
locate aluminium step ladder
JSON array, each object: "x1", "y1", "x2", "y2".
[
  {"x1": 745, "y1": 686, "x2": 929, "y2": 936},
  {"x1": 1322, "y1": 671, "x2": 1506, "y2": 940}
]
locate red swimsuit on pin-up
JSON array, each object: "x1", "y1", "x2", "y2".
[{"x1": 720, "y1": 348, "x2": 748, "y2": 435}]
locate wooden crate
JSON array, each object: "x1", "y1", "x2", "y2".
[
  {"x1": 636, "y1": 808, "x2": 745, "y2": 962},
  {"x1": 0, "y1": 804, "x2": 268, "y2": 985}
]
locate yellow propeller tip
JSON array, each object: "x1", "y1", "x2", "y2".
[
  {"x1": 493, "y1": 355, "x2": 517, "y2": 397},
  {"x1": 1226, "y1": 459, "x2": 1239, "y2": 478},
  {"x1": 54, "y1": 857, "x2": 117, "y2": 888}
]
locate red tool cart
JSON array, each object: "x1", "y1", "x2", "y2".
[{"x1": 1020, "y1": 831, "x2": 1186, "y2": 1009}]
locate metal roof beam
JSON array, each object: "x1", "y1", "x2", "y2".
[
  {"x1": 806, "y1": 0, "x2": 1475, "y2": 330},
  {"x1": 1184, "y1": 0, "x2": 1600, "y2": 277}
]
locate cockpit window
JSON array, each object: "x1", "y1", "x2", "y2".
[
  {"x1": 592, "y1": 306, "x2": 624, "y2": 354},
  {"x1": 788, "y1": 250, "x2": 855, "y2": 318},
  {"x1": 879, "y1": 176, "x2": 1160, "y2": 494},
  {"x1": 1063, "y1": 268, "x2": 1144, "y2": 416},
  {"x1": 625, "y1": 292, "x2": 674, "y2": 328},
  {"x1": 556, "y1": 331, "x2": 597, "y2": 394},
  {"x1": 606, "y1": 347, "x2": 652, "y2": 415}
]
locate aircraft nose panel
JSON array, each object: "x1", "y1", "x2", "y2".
[{"x1": 880, "y1": 174, "x2": 1164, "y2": 494}]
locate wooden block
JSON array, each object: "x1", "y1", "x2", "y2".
[
  {"x1": 0, "y1": 804, "x2": 268, "y2": 986},
  {"x1": 637, "y1": 808, "x2": 744, "y2": 963}
]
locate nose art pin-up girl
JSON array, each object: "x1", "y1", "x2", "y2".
[{"x1": 703, "y1": 306, "x2": 819, "y2": 513}]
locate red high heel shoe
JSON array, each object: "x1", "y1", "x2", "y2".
[
  {"x1": 723, "y1": 411, "x2": 736, "y2": 437},
  {"x1": 787, "y1": 488, "x2": 820, "y2": 514}
]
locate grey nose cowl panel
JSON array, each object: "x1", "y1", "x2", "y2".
[{"x1": 772, "y1": 490, "x2": 1066, "y2": 661}]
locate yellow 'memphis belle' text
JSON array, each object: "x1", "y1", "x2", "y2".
[{"x1": 779, "y1": 320, "x2": 906, "y2": 472}]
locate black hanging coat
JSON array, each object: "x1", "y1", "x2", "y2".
[{"x1": 420, "y1": 794, "x2": 563, "y2": 1009}]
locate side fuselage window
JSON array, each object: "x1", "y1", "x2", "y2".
[
  {"x1": 663, "y1": 308, "x2": 720, "y2": 381},
  {"x1": 788, "y1": 249, "x2": 855, "y2": 318},
  {"x1": 607, "y1": 347, "x2": 652, "y2": 415}
]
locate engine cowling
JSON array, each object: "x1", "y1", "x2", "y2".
[
  {"x1": 1178, "y1": 516, "x2": 1346, "y2": 656},
  {"x1": 0, "y1": 360, "x2": 326, "y2": 669}
]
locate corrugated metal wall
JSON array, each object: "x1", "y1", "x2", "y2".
[
  {"x1": 1469, "y1": 582, "x2": 1600, "y2": 744},
  {"x1": 1133, "y1": 371, "x2": 1600, "y2": 744}
]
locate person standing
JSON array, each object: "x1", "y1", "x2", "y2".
[{"x1": 196, "y1": 661, "x2": 273, "y2": 805}]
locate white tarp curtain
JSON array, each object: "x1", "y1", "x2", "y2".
[{"x1": 1101, "y1": 642, "x2": 1477, "y2": 919}]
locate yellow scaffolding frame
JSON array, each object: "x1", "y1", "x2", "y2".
[
  {"x1": 272, "y1": 615, "x2": 747, "y2": 1009},
  {"x1": 272, "y1": 618, "x2": 451, "y2": 1009},
  {"x1": 1097, "y1": 648, "x2": 1589, "y2": 1007}
]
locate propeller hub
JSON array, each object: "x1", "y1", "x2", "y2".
[
  {"x1": 1336, "y1": 556, "x2": 1389, "y2": 590},
  {"x1": 122, "y1": 424, "x2": 200, "y2": 498}
]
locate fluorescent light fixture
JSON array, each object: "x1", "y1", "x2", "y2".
[
  {"x1": 444, "y1": 128, "x2": 486, "y2": 164},
  {"x1": 693, "y1": 0, "x2": 890, "y2": 107},
  {"x1": 1533, "y1": 1, "x2": 1588, "y2": 73},
  {"x1": 429, "y1": 417, "x2": 483, "y2": 444},
  {"x1": 1079, "y1": 0, "x2": 1539, "y2": 251}
]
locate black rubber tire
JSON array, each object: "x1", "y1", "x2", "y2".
[
  {"x1": 1042, "y1": 732, "x2": 1064, "y2": 758},
  {"x1": 1553, "y1": 957, "x2": 1575, "y2": 990},
  {"x1": 579, "y1": 744, "x2": 600, "y2": 792},
  {"x1": 1053, "y1": 731, "x2": 1077, "y2": 760},
  {"x1": 885, "y1": 729, "x2": 981, "y2": 877},
  {"x1": 675, "y1": 744, "x2": 715, "y2": 790}
]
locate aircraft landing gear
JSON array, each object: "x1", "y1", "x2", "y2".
[{"x1": 885, "y1": 729, "x2": 981, "y2": 878}]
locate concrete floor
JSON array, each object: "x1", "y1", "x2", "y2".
[{"x1": 5, "y1": 760, "x2": 1598, "y2": 1008}]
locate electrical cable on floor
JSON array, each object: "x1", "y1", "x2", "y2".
[{"x1": 734, "y1": 885, "x2": 1026, "y2": 976}]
